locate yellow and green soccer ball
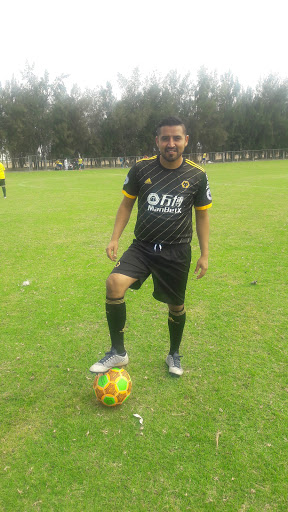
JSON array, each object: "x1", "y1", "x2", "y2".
[{"x1": 93, "y1": 367, "x2": 132, "y2": 407}]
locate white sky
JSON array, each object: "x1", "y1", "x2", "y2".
[{"x1": 2, "y1": 0, "x2": 287, "y2": 93}]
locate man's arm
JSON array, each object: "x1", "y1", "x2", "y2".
[
  {"x1": 106, "y1": 195, "x2": 137, "y2": 261},
  {"x1": 194, "y1": 208, "x2": 210, "y2": 279}
]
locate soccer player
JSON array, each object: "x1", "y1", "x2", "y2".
[
  {"x1": 90, "y1": 116, "x2": 212, "y2": 376},
  {"x1": 78, "y1": 157, "x2": 84, "y2": 170},
  {"x1": 0, "y1": 162, "x2": 7, "y2": 198}
]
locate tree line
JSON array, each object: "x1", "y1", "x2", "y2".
[{"x1": 1, "y1": 65, "x2": 288, "y2": 162}]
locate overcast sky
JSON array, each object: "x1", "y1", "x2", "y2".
[{"x1": 2, "y1": 0, "x2": 287, "y2": 93}]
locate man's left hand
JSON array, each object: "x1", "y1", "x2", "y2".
[{"x1": 194, "y1": 255, "x2": 208, "y2": 279}]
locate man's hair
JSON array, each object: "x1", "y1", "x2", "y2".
[{"x1": 156, "y1": 116, "x2": 186, "y2": 136}]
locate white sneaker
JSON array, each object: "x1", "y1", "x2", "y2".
[
  {"x1": 89, "y1": 348, "x2": 129, "y2": 373},
  {"x1": 166, "y1": 352, "x2": 184, "y2": 376}
]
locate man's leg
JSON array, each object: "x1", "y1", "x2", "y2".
[
  {"x1": 89, "y1": 274, "x2": 137, "y2": 373},
  {"x1": 166, "y1": 303, "x2": 186, "y2": 376},
  {"x1": 2, "y1": 186, "x2": 6, "y2": 198},
  {"x1": 168, "y1": 304, "x2": 186, "y2": 355},
  {"x1": 105, "y1": 273, "x2": 137, "y2": 355}
]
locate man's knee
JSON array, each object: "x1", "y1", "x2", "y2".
[
  {"x1": 106, "y1": 273, "x2": 120, "y2": 296},
  {"x1": 106, "y1": 273, "x2": 136, "y2": 298},
  {"x1": 168, "y1": 304, "x2": 185, "y2": 313}
]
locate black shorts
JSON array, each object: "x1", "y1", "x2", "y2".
[
  {"x1": 110, "y1": 239, "x2": 191, "y2": 305},
  {"x1": 0, "y1": 179, "x2": 5, "y2": 186}
]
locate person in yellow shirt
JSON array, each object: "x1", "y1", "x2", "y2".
[{"x1": 0, "y1": 162, "x2": 7, "y2": 198}]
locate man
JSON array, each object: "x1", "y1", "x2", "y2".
[
  {"x1": 78, "y1": 157, "x2": 84, "y2": 170},
  {"x1": 90, "y1": 116, "x2": 212, "y2": 376},
  {"x1": 0, "y1": 162, "x2": 7, "y2": 198},
  {"x1": 55, "y1": 160, "x2": 63, "y2": 170}
]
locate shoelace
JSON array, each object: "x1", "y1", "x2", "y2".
[
  {"x1": 100, "y1": 350, "x2": 116, "y2": 363},
  {"x1": 172, "y1": 354, "x2": 183, "y2": 367},
  {"x1": 100, "y1": 349, "x2": 126, "y2": 363}
]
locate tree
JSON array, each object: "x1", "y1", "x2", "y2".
[
  {"x1": 0, "y1": 65, "x2": 52, "y2": 164},
  {"x1": 218, "y1": 72, "x2": 241, "y2": 150},
  {"x1": 1, "y1": 66, "x2": 288, "y2": 162},
  {"x1": 254, "y1": 75, "x2": 288, "y2": 148},
  {"x1": 193, "y1": 67, "x2": 228, "y2": 152},
  {"x1": 85, "y1": 82, "x2": 116, "y2": 156}
]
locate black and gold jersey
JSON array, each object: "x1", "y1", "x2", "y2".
[{"x1": 122, "y1": 156, "x2": 212, "y2": 244}]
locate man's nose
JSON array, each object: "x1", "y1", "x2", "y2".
[{"x1": 167, "y1": 138, "x2": 175, "y2": 146}]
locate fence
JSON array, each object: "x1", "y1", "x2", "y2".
[
  {"x1": 1, "y1": 155, "x2": 141, "y2": 171},
  {"x1": 191, "y1": 149, "x2": 288, "y2": 164},
  {"x1": 2, "y1": 149, "x2": 288, "y2": 170}
]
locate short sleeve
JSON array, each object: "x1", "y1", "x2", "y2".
[
  {"x1": 122, "y1": 164, "x2": 139, "y2": 199},
  {"x1": 194, "y1": 172, "x2": 212, "y2": 210}
]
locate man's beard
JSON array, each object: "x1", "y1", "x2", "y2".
[{"x1": 161, "y1": 148, "x2": 181, "y2": 162}]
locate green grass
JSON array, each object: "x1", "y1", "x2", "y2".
[{"x1": 1, "y1": 161, "x2": 287, "y2": 511}]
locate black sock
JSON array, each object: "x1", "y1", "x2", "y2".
[
  {"x1": 2, "y1": 187, "x2": 6, "y2": 197},
  {"x1": 168, "y1": 308, "x2": 186, "y2": 355},
  {"x1": 106, "y1": 297, "x2": 126, "y2": 354}
]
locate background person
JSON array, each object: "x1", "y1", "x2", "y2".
[
  {"x1": 0, "y1": 162, "x2": 7, "y2": 198},
  {"x1": 78, "y1": 157, "x2": 84, "y2": 169}
]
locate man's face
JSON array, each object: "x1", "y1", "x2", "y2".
[{"x1": 156, "y1": 125, "x2": 189, "y2": 168}]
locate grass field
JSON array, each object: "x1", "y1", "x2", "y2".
[{"x1": 1, "y1": 161, "x2": 287, "y2": 512}]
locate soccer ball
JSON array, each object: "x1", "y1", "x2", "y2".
[{"x1": 93, "y1": 367, "x2": 132, "y2": 407}]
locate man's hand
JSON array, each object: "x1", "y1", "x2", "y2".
[
  {"x1": 194, "y1": 255, "x2": 208, "y2": 279},
  {"x1": 106, "y1": 240, "x2": 119, "y2": 261},
  {"x1": 105, "y1": 196, "x2": 136, "y2": 262}
]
